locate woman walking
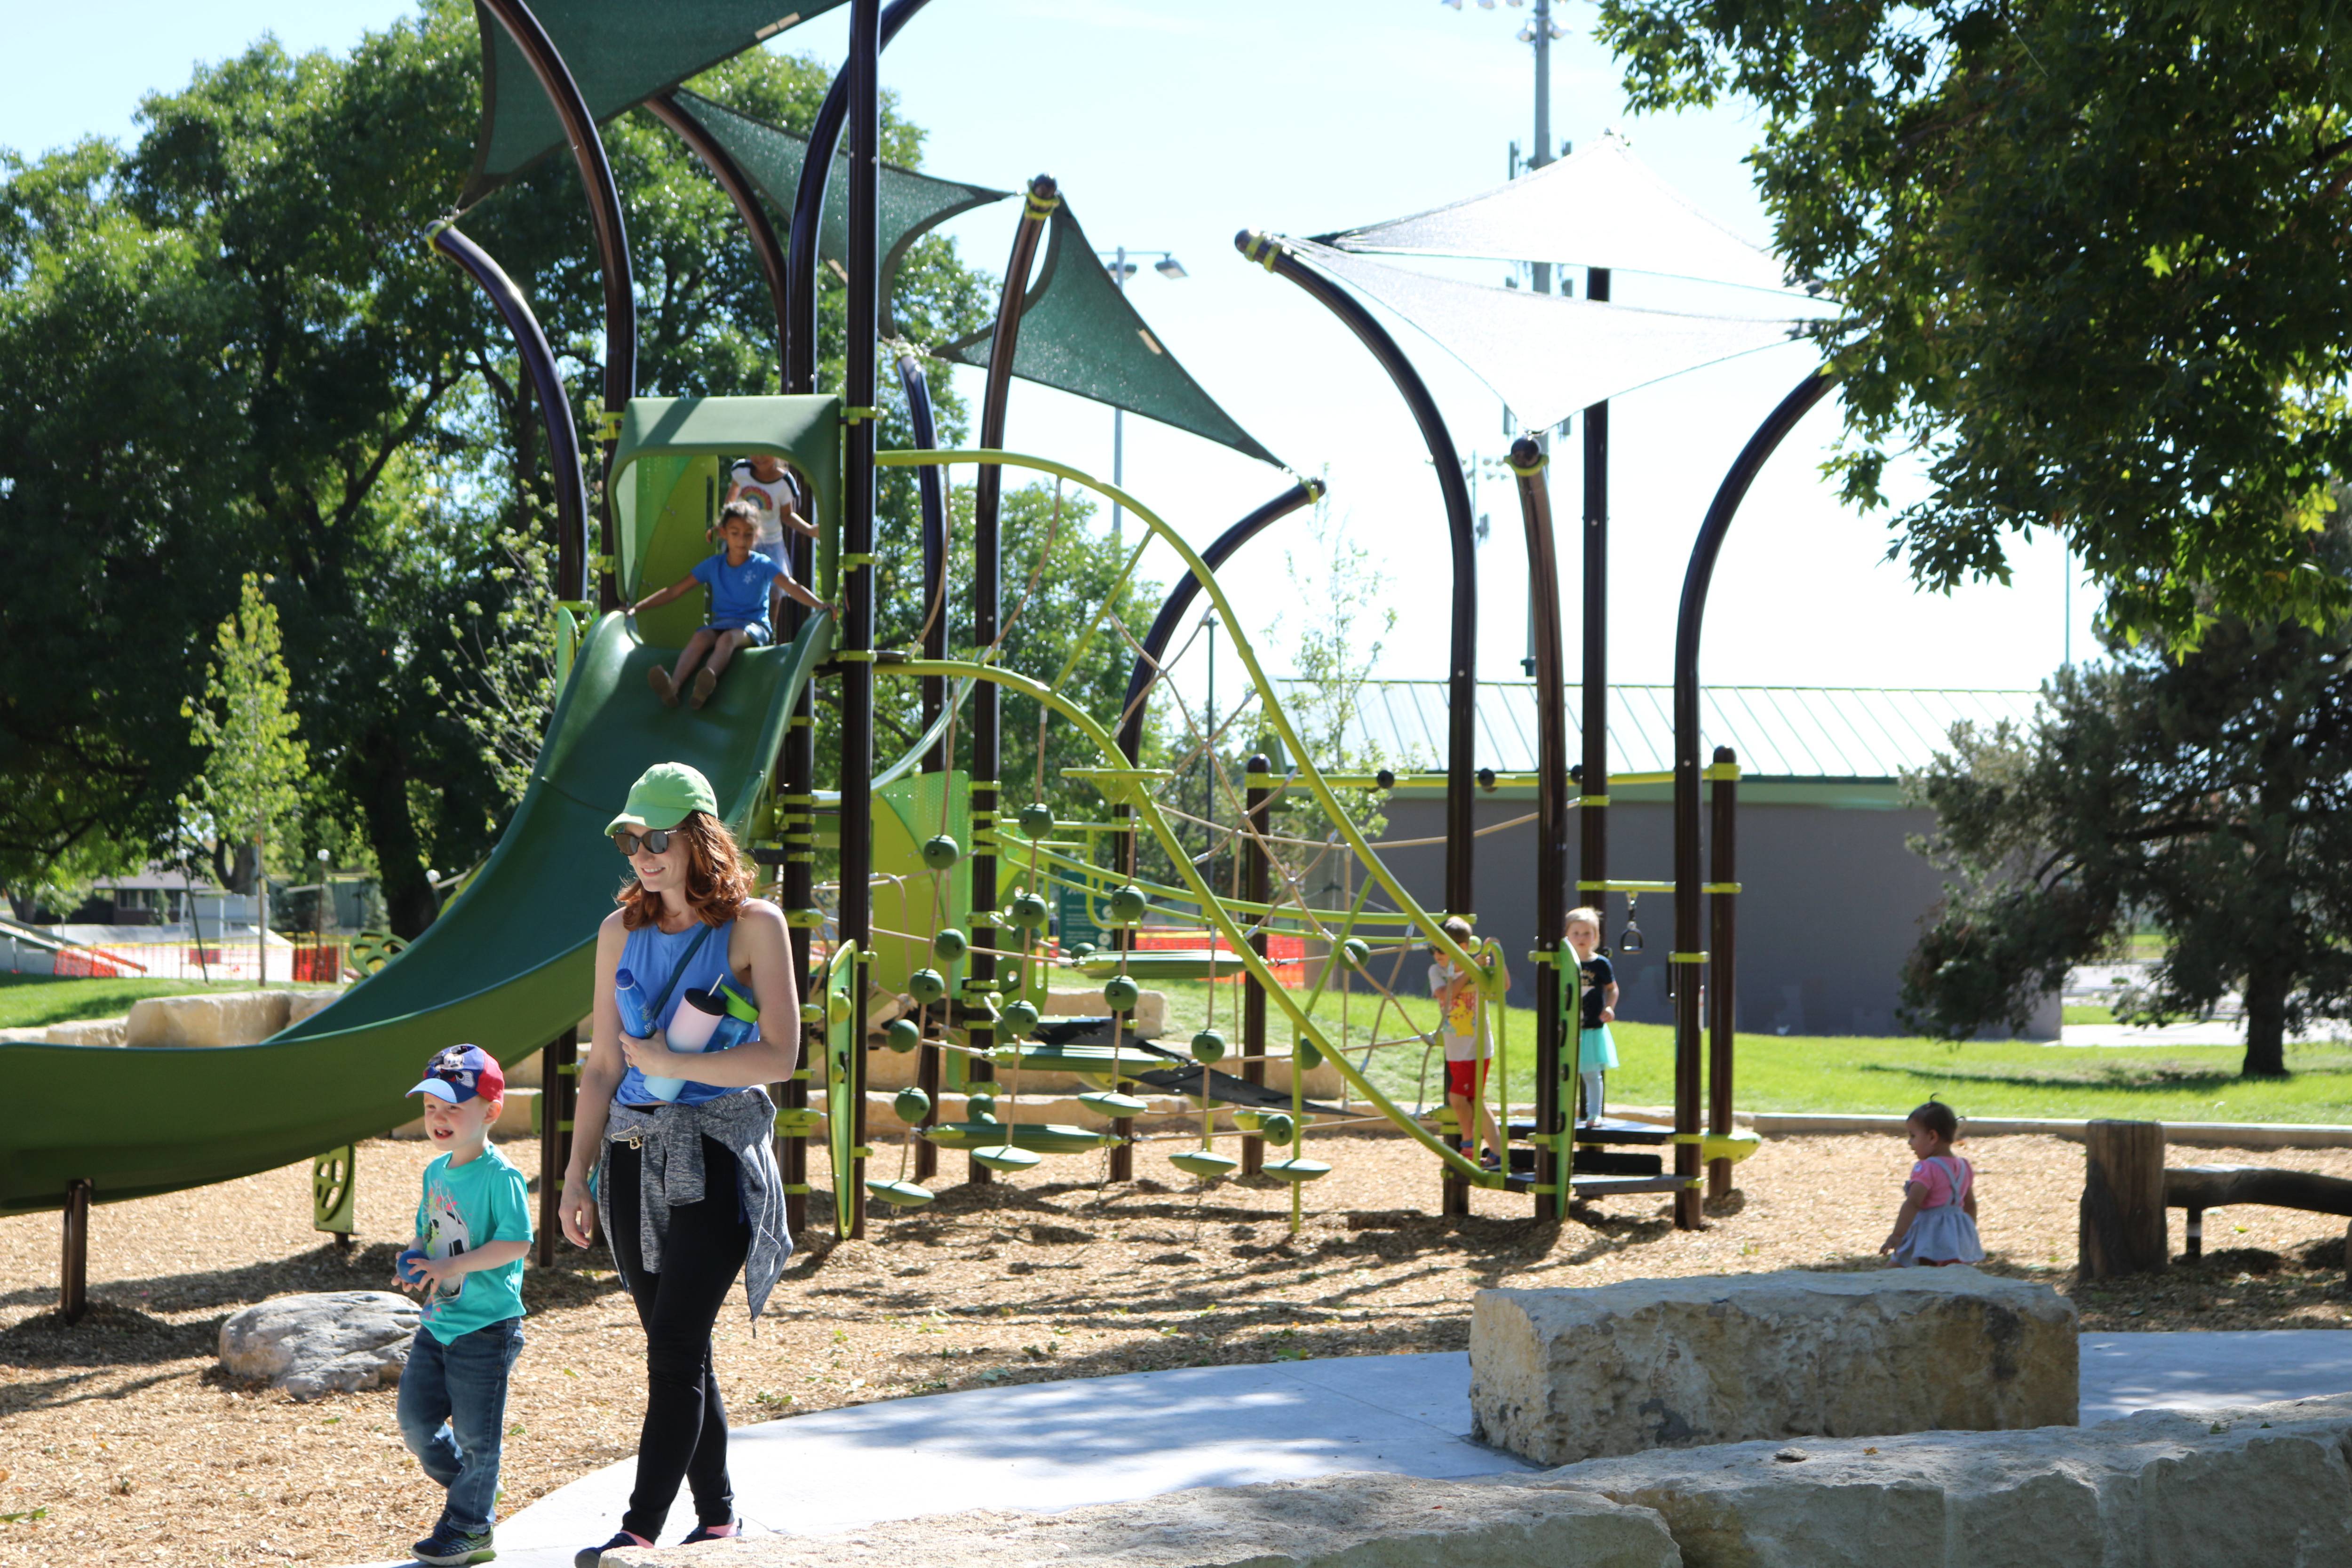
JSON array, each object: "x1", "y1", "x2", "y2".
[{"x1": 559, "y1": 763, "x2": 796, "y2": 1563}]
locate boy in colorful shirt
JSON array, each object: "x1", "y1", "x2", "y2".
[{"x1": 393, "y1": 1045, "x2": 532, "y2": 1567}]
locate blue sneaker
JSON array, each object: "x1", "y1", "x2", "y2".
[
  {"x1": 574, "y1": 1531, "x2": 651, "y2": 1568},
  {"x1": 413, "y1": 1523, "x2": 495, "y2": 1565},
  {"x1": 678, "y1": 1519, "x2": 741, "y2": 1545}
]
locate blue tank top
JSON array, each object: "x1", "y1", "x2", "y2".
[{"x1": 614, "y1": 917, "x2": 759, "y2": 1107}]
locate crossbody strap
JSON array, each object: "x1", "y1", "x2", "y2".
[{"x1": 645, "y1": 922, "x2": 719, "y2": 1021}]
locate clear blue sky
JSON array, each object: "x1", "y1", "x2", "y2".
[{"x1": 1, "y1": 0, "x2": 2100, "y2": 705}]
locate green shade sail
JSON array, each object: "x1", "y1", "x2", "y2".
[
  {"x1": 935, "y1": 202, "x2": 1284, "y2": 470},
  {"x1": 669, "y1": 89, "x2": 1009, "y2": 329},
  {"x1": 461, "y1": 0, "x2": 845, "y2": 208}
]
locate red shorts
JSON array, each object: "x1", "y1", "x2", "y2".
[{"x1": 1445, "y1": 1057, "x2": 1487, "y2": 1100}]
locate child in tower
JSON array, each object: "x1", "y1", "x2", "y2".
[{"x1": 631, "y1": 501, "x2": 824, "y2": 709}]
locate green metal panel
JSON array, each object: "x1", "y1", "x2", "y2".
[
  {"x1": 0, "y1": 608, "x2": 832, "y2": 1217},
  {"x1": 612, "y1": 396, "x2": 842, "y2": 600},
  {"x1": 631, "y1": 455, "x2": 724, "y2": 649},
  {"x1": 870, "y1": 771, "x2": 970, "y2": 999},
  {"x1": 823, "y1": 942, "x2": 859, "y2": 1231}
]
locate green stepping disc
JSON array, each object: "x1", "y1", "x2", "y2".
[
  {"x1": 907, "y1": 968, "x2": 948, "y2": 1004},
  {"x1": 1078, "y1": 1090, "x2": 1150, "y2": 1118},
  {"x1": 1262, "y1": 1158, "x2": 1332, "y2": 1184},
  {"x1": 894, "y1": 1086, "x2": 931, "y2": 1123},
  {"x1": 866, "y1": 1179, "x2": 936, "y2": 1208},
  {"x1": 1169, "y1": 1149, "x2": 1240, "y2": 1179},
  {"x1": 931, "y1": 927, "x2": 969, "y2": 963},
  {"x1": 1106, "y1": 885, "x2": 1149, "y2": 924},
  {"x1": 885, "y1": 1018, "x2": 923, "y2": 1054},
  {"x1": 1102, "y1": 975, "x2": 1142, "y2": 1013},
  {"x1": 1009, "y1": 892, "x2": 1050, "y2": 931},
  {"x1": 1018, "y1": 802, "x2": 1055, "y2": 838},
  {"x1": 921, "y1": 834, "x2": 961, "y2": 871},
  {"x1": 1190, "y1": 1029, "x2": 1227, "y2": 1064},
  {"x1": 971, "y1": 1144, "x2": 1043, "y2": 1172},
  {"x1": 999, "y1": 999, "x2": 1041, "y2": 1037}
]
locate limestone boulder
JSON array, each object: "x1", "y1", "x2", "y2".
[
  {"x1": 218, "y1": 1291, "x2": 420, "y2": 1401},
  {"x1": 1471, "y1": 1268, "x2": 2076, "y2": 1465},
  {"x1": 124, "y1": 989, "x2": 293, "y2": 1047},
  {"x1": 1534, "y1": 1392, "x2": 2352, "y2": 1568},
  {"x1": 44, "y1": 1017, "x2": 127, "y2": 1046},
  {"x1": 1043, "y1": 985, "x2": 1168, "y2": 1041},
  {"x1": 284, "y1": 987, "x2": 344, "y2": 1026},
  {"x1": 604, "y1": 1473, "x2": 1680, "y2": 1568}
]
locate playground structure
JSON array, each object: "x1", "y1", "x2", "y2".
[{"x1": 1, "y1": 0, "x2": 1853, "y2": 1293}]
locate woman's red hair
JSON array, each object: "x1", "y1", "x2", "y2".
[{"x1": 616, "y1": 811, "x2": 752, "y2": 929}]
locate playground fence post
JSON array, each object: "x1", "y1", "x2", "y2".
[
  {"x1": 2080, "y1": 1120, "x2": 2168, "y2": 1278},
  {"x1": 60, "y1": 1178, "x2": 90, "y2": 1324}
]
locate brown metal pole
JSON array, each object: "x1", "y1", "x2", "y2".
[
  {"x1": 536, "y1": 1028, "x2": 578, "y2": 1267},
  {"x1": 965, "y1": 178, "x2": 1058, "y2": 1187},
  {"x1": 1707, "y1": 748, "x2": 1738, "y2": 1201},
  {"x1": 1242, "y1": 759, "x2": 1273, "y2": 1175},
  {"x1": 60, "y1": 1179, "x2": 91, "y2": 1323},
  {"x1": 1509, "y1": 438, "x2": 1569, "y2": 1219},
  {"x1": 1577, "y1": 269, "x2": 1611, "y2": 945}
]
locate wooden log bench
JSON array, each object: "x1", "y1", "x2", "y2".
[{"x1": 2165, "y1": 1164, "x2": 2352, "y2": 1260}]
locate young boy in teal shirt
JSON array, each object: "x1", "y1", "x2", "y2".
[{"x1": 393, "y1": 1044, "x2": 532, "y2": 1567}]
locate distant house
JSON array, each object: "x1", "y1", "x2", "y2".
[
  {"x1": 68, "y1": 868, "x2": 228, "y2": 927},
  {"x1": 1274, "y1": 680, "x2": 2053, "y2": 1039}
]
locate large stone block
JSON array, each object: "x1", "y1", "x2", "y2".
[
  {"x1": 218, "y1": 1290, "x2": 419, "y2": 1401},
  {"x1": 1471, "y1": 1268, "x2": 2076, "y2": 1465},
  {"x1": 44, "y1": 1017, "x2": 127, "y2": 1046},
  {"x1": 1534, "y1": 1393, "x2": 2352, "y2": 1568},
  {"x1": 123, "y1": 989, "x2": 293, "y2": 1047},
  {"x1": 605, "y1": 1473, "x2": 1680, "y2": 1568}
]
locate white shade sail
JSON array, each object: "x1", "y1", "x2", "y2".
[
  {"x1": 1327, "y1": 134, "x2": 1794, "y2": 295},
  {"x1": 1288, "y1": 239, "x2": 1809, "y2": 432}
]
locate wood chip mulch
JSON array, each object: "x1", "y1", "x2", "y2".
[{"x1": 3, "y1": 1128, "x2": 2348, "y2": 1566}]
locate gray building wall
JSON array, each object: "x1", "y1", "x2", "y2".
[{"x1": 1349, "y1": 792, "x2": 2056, "y2": 1040}]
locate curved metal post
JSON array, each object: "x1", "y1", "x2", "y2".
[
  {"x1": 897, "y1": 349, "x2": 948, "y2": 1186},
  {"x1": 1672, "y1": 370, "x2": 1836, "y2": 1230},
  {"x1": 785, "y1": 0, "x2": 934, "y2": 393},
  {"x1": 474, "y1": 0, "x2": 632, "y2": 611},
  {"x1": 1238, "y1": 231, "x2": 1478, "y2": 919},
  {"x1": 431, "y1": 224, "x2": 589, "y2": 604},
  {"x1": 898, "y1": 353, "x2": 951, "y2": 773},
  {"x1": 1116, "y1": 482, "x2": 1321, "y2": 762},
  {"x1": 837, "y1": 0, "x2": 882, "y2": 1241},
  {"x1": 1508, "y1": 436, "x2": 1569, "y2": 1218},
  {"x1": 964, "y1": 176, "x2": 1059, "y2": 1184},
  {"x1": 646, "y1": 92, "x2": 790, "y2": 385}
]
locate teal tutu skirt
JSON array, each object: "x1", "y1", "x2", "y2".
[{"x1": 1578, "y1": 1024, "x2": 1619, "y2": 1072}]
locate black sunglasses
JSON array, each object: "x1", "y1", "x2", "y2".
[{"x1": 613, "y1": 828, "x2": 677, "y2": 857}]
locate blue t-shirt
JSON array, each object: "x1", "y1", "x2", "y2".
[
  {"x1": 692, "y1": 549, "x2": 788, "y2": 630},
  {"x1": 615, "y1": 917, "x2": 760, "y2": 1107},
  {"x1": 414, "y1": 1144, "x2": 531, "y2": 1344}
]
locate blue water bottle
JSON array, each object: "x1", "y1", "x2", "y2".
[{"x1": 613, "y1": 967, "x2": 656, "y2": 1039}]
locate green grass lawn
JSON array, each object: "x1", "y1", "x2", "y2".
[
  {"x1": 1143, "y1": 978, "x2": 2352, "y2": 1125},
  {"x1": 0, "y1": 973, "x2": 249, "y2": 1032},
  {"x1": 2062, "y1": 1004, "x2": 2115, "y2": 1026}
]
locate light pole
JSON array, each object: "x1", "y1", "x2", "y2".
[{"x1": 1096, "y1": 246, "x2": 1187, "y2": 543}]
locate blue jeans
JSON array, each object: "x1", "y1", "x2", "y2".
[{"x1": 397, "y1": 1317, "x2": 524, "y2": 1535}]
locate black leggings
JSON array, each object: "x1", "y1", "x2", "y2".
[{"x1": 607, "y1": 1136, "x2": 751, "y2": 1538}]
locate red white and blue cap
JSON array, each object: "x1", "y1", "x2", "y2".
[{"x1": 407, "y1": 1044, "x2": 505, "y2": 1104}]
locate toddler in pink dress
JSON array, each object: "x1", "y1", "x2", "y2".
[{"x1": 1880, "y1": 1099, "x2": 1984, "y2": 1266}]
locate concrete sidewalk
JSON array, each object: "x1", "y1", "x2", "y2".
[{"x1": 352, "y1": 1330, "x2": 2352, "y2": 1568}]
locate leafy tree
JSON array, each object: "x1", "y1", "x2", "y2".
[
  {"x1": 1899, "y1": 531, "x2": 2352, "y2": 1076},
  {"x1": 1596, "y1": 0, "x2": 2352, "y2": 644},
  {"x1": 0, "y1": 2, "x2": 993, "y2": 934},
  {"x1": 185, "y1": 573, "x2": 309, "y2": 983}
]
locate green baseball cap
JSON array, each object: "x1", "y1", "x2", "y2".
[{"x1": 607, "y1": 761, "x2": 718, "y2": 835}]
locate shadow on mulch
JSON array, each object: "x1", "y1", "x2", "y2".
[{"x1": 0, "y1": 1299, "x2": 216, "y2": 1373}]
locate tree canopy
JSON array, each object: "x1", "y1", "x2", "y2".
[
  {"x1": 1597, "y1": 0, "x2": 2352, "y2": 644},
  {"x1": 1899, "y1": 526, "x2": 2352, "y2": 1076},
  {"x1": 0, "y1": 0, "x2": 1000, "y2": 933}
]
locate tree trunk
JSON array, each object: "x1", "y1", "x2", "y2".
[
  {"x1": 346, "y1": 731, "x2": 437, "y2": 938},
  {"x1": 2241, "y1": 958, "x2": 2289, "y2": 1078},
  {"x1": 255, "y1": 829, "x2": 269, "y2": 987}
]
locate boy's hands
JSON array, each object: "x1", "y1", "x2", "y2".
[{"x1": 411, "y1": 1252, "x2": 472, "y2": 1289}]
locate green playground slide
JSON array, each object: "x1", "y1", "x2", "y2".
[{"x1": 0, "y1": 607, "x2": 832, "y2": 1217}]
